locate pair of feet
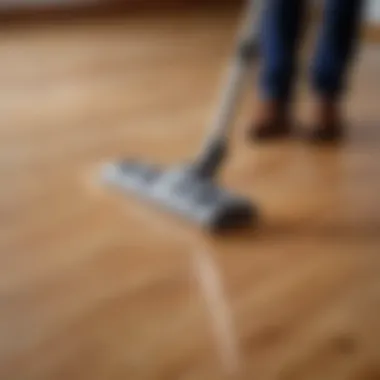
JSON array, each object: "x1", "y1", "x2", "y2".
[{"x1": 247, "y1": 100, "x2": 344, "y2": 144}]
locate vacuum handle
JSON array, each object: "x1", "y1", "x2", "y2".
[{"x1": 194, "y1": 0, "x2": 264, "y2": 178}]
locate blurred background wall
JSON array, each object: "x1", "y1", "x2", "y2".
[
  {"x1": 0, "y1": 0, "x2": 241, "y2": 12},
  {"x1": 0, "y1": 0, "x2": 246, "y2": 25},
  {"x1": 1, "y1": 0, "x2": 379, "y2": 22},
  {"x1": 0, "y1": 0, "x2": 243, "y2": 22},
  {"x1": 0, "y1": 0, "x2": 378, "y2": 43}
]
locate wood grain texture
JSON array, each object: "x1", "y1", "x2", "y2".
[{"x1": 0, "y1": 9, "x2": 380, "y2": 380}]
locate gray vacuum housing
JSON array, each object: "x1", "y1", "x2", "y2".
[{"x1": 102, "y1": 161, "x2": 257, "y2": 231}]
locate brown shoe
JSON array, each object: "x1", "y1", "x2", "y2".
[
  {"x1": 308, "y1": 99, "x2": 344, "y2": 144},
  {"x1": 246, "y1": 100, "x2": 292, "y2": 141}
]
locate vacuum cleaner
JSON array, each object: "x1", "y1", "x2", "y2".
[{"x1": 102, "y1": 0, "x2": 264, "y2": 232}]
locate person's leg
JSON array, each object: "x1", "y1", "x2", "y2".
[
  {"x1": 248, "y1": 0, "x2": 307, "y2": 140},
  {"x1": 309, "y1": 0, "x2": 365, "y2": 142}
]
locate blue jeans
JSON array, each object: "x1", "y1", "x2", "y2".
[{"x1": 259, "y1": 0, "x2": 364, "y2": 102}]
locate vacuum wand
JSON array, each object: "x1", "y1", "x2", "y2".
[{"x1": 194, "y1": 0, "x2": 264, "y2": 178}]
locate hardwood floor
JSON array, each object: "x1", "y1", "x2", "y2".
[{"x1": 0, "y1": 9, "x2": 380, "y2": 380}]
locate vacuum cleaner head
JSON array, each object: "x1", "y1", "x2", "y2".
[{"x1": 102, "y1": 160, "x2": 258, "y2": 232}]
